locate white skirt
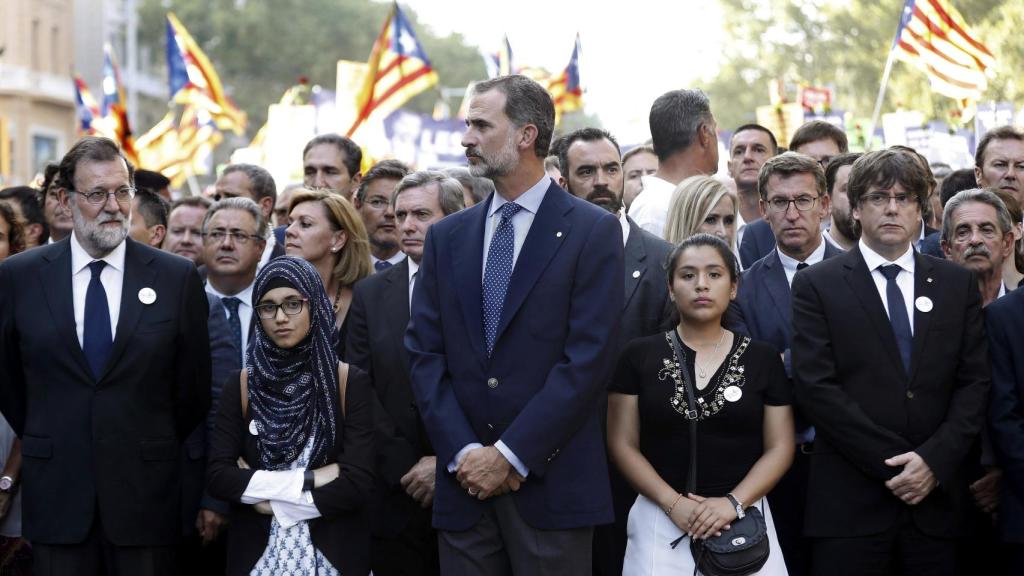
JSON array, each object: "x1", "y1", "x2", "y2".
[{"x1": 622, "y1": 493, "x2": 788, "y2": 576}]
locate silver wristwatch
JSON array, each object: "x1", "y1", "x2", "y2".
[
  {"x1": 0, "y1": 476, "x2": 13, "y2": 492},
  {"x1": 726, "y1": 492, "x2": 745, "y2": 519}
]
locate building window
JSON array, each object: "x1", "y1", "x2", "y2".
[
  {"x1": 31, "y1": 19, "x2": 40, "y2": 70},
  {"x1": 32, "y1": 135, "x2": 58, "y2": 177}
]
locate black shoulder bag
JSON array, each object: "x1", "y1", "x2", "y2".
[{"x1": 668, "y1": 330, "x2": 770, "y2": 576}]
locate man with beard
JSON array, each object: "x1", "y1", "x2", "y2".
[
  {"x1": 975, "y1": 126, "x2": 1024, "y2": 208},
  {"x1": 407, "y1": 75, "x2": 623, "y2": 574},
  {"x1": 0, "y1": 136, "x2": 211, "y2": 575},
  {"x1": 823, "y1": 152, "x2": 862, "y2": 251},
  {"x1": 556, "y1": 127, "x2": 671, "y2": 576}
]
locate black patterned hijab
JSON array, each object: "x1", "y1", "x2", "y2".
[{"x1": 247, "y1": 256, "x2": 339, "y2": 470}]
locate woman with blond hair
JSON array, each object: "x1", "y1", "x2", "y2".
[
  {"x1": 664, "y1": 175, "x2": 738, "y2": 251},
  {"x1": 285, "y1": 189, "x2": 373, "y2": 358}
]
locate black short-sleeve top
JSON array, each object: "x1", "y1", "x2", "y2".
[{"x1": 610, "y1": 331, "x2": 791, "y2": 496}]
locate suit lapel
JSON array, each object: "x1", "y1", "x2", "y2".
[
  {"x1": 101, "y1": 240, "x2": 156, "y2": 382},
  {"x1": 385, "y1": 259, "x2": 412, "y2": 352},
  {"x1": 494, "y1": 184, "x2": 572, "y2": 344},
  {"x1": 40, "y1": 242, "x2": 93, "y2": 379},
  {"x1": 909, "y1": 253, "x2": 934, "y2": 383},
  {"x1": 843, "y1": 248, "x2": 905, "y2": 376},
  {"x1": 622, "y1": 217, "x2": 646, "y2": 310},
  {"x1": 761, "y1": 252, "x2": 792, "y2": 337},
  {"x1": 450, "y1": 198, "x2": 488, "y2": 363}
]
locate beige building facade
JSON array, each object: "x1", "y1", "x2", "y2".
[{"x1": 0, "y1": 0, "x2": 76, "y2": 186}]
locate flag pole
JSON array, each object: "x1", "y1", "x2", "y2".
[{"x1": 865, "y1": 0, "x2": 911, "y2": 152}]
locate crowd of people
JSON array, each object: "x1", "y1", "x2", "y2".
[{"x1": 0, "y1": 72, "x2": 1022, "y2": 576}]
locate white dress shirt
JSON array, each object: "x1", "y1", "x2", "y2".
[
  {"x1": 206, "y1": 281, "x2": 255, "y2": 364},
  {"x1": 777, "y1": 237, "x2": 827, "y2": 287},
  {"x1": 70, "y1": 232, "x2": 125, "y2": 346},
  {"x1": 859, "y1": 240, "x2": 916, "y2": 334},
  {"x1": 371, "y1": 251, "x2": 407, "y2": 271},
  {"x1": 618, "y1": 210, "x2": 631, "y2": 247},
  {"x1": 449, "y1": 174, "x2": 552, "y2": 480},
  {"x1": 626, "y1": 175, "x2": 676, "y2": 239},
  {"x1": 408, "y1": 258, "x2": 419, "y2": 310}
]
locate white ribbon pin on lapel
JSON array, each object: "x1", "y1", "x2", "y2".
[
  {"x1": 632, "y1": 270, "x2": 641, "y2": 279},
  {"x1": 915, "y1": 296, "x2": 933, "y2": 313},
  {"x1": 138, "y1": 287, "x2": 157, "y2": 305}
]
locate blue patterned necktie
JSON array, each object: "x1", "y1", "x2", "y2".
[
  {"x1": 879, "y1": 264, "x2": 912, "y2": 376},
  {"x1": 482, "y1": 202, "x2": 523, "y2": 356},
  {"x1": 83, "y1": 260, "x2": 112, "y2": 379},
  {"x1": 222, "y1": 296, "x2": 244, "y2": 367},
  {"x1": 375, "y1": 260, "x2": 393, "y2": 272}
]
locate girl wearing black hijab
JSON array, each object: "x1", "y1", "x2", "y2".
[{"x1": 208, "y1": 256, "x2": 374, "y2": 576}]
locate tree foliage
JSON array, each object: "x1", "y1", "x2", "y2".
[
  {"x1": 703, "y1": 0, "x2": 1015, "y2": 134},
  {"x1": 136, "y1": 0, "x2": 486, "y2": 137}
]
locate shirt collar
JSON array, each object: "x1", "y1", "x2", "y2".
[
  {"x1": 859, "y1": 238, "x2": 915, "y2": 274},
  {"x1": 488, "y1": 174, "x2": 550, "y2": 218},
  {"x1": 776, "y1": 236, "x2": 827, "y2": 274},
  {"x1": 70, "y1": 231, "x2": 127, "y2": 276},
  {"x1": 408, "y1": 258, "x2": 419, "y2": 283},
  {"x1": 206, "y1": 281, "x2": 255, "y2": 307}
]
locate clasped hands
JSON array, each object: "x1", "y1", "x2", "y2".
[
  {"x1": 456, "y1": 446, "x2": 525, "y2": 500},
  {"x1": 884, "y1": 451, "x2": 937, "y2": 505},
  {"x1": 238, "y1": 457, "x2": 340, "y2": 515},
  {"x1": 668, "y1": 494, "x2": 736, "y2": 540}
]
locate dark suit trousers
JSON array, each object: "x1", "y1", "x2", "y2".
[
  {"x1": 439, "y1": 494, "x2": 592, "y2": 576},
  {"x1": 810, "y1": 512, "x2": 957, "y2": 576},
  {"x1": 34, "y1": 512, "x2": 176, "y2": 576},
  {"x1": 372, "y1": 506, "x2": 440, "y2": 576}
]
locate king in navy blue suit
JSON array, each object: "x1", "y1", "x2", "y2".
[{"x1": 406, "y1": 76, "x2": 623, "y2": 575}]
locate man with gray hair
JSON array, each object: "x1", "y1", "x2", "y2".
[
  {"x1": 408, "y1": 74, "x2": 623, "y2": 573},
  {"x1": 941, "y1": 188, "x2": 1015, "y2": 306},
  {"x1": 214, "y1": 163, "x2": 283, "y2": 270},
  {"x1": 444, "y1": 167, "x2": 495, "y2": 208},
  {"x1": 627, "y1": 88, "x2": 719, "y2": 238},
  {"x1": 201, "y1": 197, "x2": 268, "y2": 368},
  {"x1": 347, "y1": 170, "x2": 465, "y2": 576}
]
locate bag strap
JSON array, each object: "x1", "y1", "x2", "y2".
[
  {"x1": 240, "y1": 365, "x2": 349, "y2": 420},
  {"x1": 670, "y1": 329, "x2": 699, "y2": 496}
]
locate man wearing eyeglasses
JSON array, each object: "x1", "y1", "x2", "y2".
[
  {"x1": 0, "y1": 136, "x2": 211, "y2": 575},
  {"x1": 791, "y1": 149, "x2": 990, "y2": 575},
  {"x1": 201, "y1": 197, "x2": 268, "y2": 369},
  {"x1": 353, "y1": 160, "x2": 410, "y2": 272}
]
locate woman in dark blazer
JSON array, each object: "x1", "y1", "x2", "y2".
[{"x1": 208, "y1": 256, "x2": 374, "y2": 576}]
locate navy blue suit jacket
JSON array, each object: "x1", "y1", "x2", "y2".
[
  {"x1": 728, "y1": 241, "x2": 844, "y2": 375},
  {"x1": 739, "y1": 218, "x2": 775, "y2": 270},
  {"x1": 406, "y1": 182, "x2": 623, "y2": 531},
  {"x1": 985, "y1": 287, "x2": 1024, "y2": 543}
]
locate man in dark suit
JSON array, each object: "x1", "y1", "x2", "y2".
[
  {"x1": 728, "y1": 124, "x2": 779, "y2": 268},
  {"x1": 347, "y1": 171, "x2": 465, "y2": 576},
  {"x1": 406, "y1": 75, "x2": 623, "y2": 574},
  {"x1": 177, "y1": 294, "x2": 240, "y2": 575},
  {"x1": 986, "y1": 287, "x2": 1024, "y2": 573},
  {"x1": 727, "y1": 152, "x2": 841, "y2": 576},
  {"x1": 0, "y1": 136, "x2": 211, "y2": 575},
  {"x1": 791, "y1": 149, "x2": 990, "y2": 575},
  {"x1": 554, "y1": 127, "x2": 671, "y2": 576},
  {"x1": 212, "y1": 164, "x2": 284, "y2": 270}
]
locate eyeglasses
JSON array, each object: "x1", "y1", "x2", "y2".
[
  {"x1": 255, "y1": 298, "x2": 308, "y2": 319},
  {"x1": 201, "y1": 230, "x2": 264, "y2": 245},
  {"x1": 362, "y1": 197, "x2": 391, "y2": 211},
  {"x1": 71, "y1": 187, "x2": 136, "y2": 205},
  {"x1": 861, "y1": 193, "x2": 917, "y2": 208},
  {"x1": 765, "y1": 195, "x2": 818, "y2": 212}
]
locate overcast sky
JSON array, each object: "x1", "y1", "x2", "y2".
[{"x1": 400, "y1": 0, "x2": 726, "y2": 144}]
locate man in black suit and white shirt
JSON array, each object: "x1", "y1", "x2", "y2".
[
  {"x1": 346, "y1": 171, "x2": 465, "y2": 575},
  {"x1": 0, "y1": 136, "x2": 211, "y2": 575},
  {"x1": 792, "y1": 149, "x2": 990, "y2": 575}
]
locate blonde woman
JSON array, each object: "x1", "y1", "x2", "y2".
[
  {"x1": 286, "y1": 189, "x2": 373, "y2": 358},
  {"x1": 664, "y1": 175, "x2": 738, "y2": 250}
]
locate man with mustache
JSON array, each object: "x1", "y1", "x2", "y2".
[
  {"x1": 554, "y1": 127, "x2": 671, "y2": 576},
  {"x1": 0, "y1": 136, "x2": 211, "y2": 575},
  {"x1": 823, "y1": 153, "x2": 862, "y2": 251},
  {"x1": 975, "y1": 126, "x2": 1024, "y2": 208}
]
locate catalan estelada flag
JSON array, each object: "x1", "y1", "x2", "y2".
[
  {"x1": 166, "y1": 12, "x2": 246, "y2": 134},
  {"x1": 97, "y1": 44, "x2": 139, "y2": 165},
  {"x1": 346, "y1": 2, "x2": 439, "y2": 137},
  {"x1": 893, "y1": 0, "x2": 995, "y2": 110},
  {"x1": 73, "y1": 75, "x2": 100, "y2": 137},
  {"x1": 547, "y1": 34, "x2": 583, "y2": 124}
]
